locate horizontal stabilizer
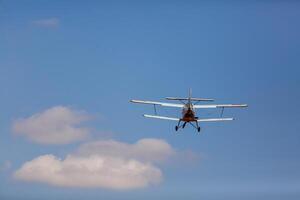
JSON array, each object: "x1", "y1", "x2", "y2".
[
  {"x1": 166, "y1": 97, "x2": 214, "y2": 101},
  {"x1": 143, "y1": 114, "x2": 179, "y2": 121},
  {"x1": 197, "y1": 118, "x2": 234, "y2": 122}
]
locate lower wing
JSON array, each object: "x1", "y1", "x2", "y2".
[
  {"x1": 143, "y1": 114, "x2": 179, "y2": 121},
  {"x1": 197, "y1": 118, "x2": 234, "y2": 122},
  {"x1": 143, "y1": 115, "x2": 233, "y2": 122}
]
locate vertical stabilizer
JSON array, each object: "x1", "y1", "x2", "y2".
[{"x1": 188, "y1": 88, "x2": 192, "y2": 105}]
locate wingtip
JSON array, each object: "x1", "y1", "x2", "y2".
[{"x1": 130, "y1": 99, "x2": 137, "y2": 103}]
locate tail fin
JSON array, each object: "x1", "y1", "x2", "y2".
[
  {"x1": 188, "y1": 88, "x2": 192, "y2": 104},
  {"x1": 165, "y1": 89, "x2": 214, "y2": 102}
]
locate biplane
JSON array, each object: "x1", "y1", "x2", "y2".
[{"x1": 130, "y1": 89, "x2": 247, "y2": 132}]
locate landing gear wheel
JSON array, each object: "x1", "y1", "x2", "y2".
[
  {"x1": 175, "y1": 126, "x2": 179, "y2": 131},
  {"x1": 197, "y1": 127, "x2": 201, "y2": 132},
  {"x1": 182, "y1": 123, "x2": 186, "y2": 129}
]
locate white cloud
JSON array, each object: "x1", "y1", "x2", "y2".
[
  {"x1": 77, "y1": 138, "x2": 175, "y2": 163},
  {"x1": 31, "y1": 18, "x2": 60, "y2": 28},
  {"x1": 12, "y1": 106, "x2": 91, "y2": 145},
  {"x1": 14, "y1": 138, "x2": 174, "y2": 190}
]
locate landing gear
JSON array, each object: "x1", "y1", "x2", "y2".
[
  {"x1": 175, "y1": 120, "x2": 201, "y2": 132},
  {"x1": 196, "y1": 121, "x2": 201, "y2": 133},
  {"x1": 175, "y1": 120, "x2": 181, "y2": 132},
  {"x1": 187, "y1": 121, "x2": 201, "y2": 133}
]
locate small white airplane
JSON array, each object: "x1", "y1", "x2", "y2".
[{"x1": 130, "y1": 89, "x2": 247, "y2": 132}]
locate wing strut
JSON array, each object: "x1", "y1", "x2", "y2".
[
  {"x1": 153, "y1": 104, "x2": 157, "y2": 115},
  {"x1": 220, "y1": 107, "x2": 224, "y2": 117}
]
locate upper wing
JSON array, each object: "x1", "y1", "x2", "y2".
[
  {"x1": 197, "y1": 117, "x2": 234, "y2": 122},
  {"x1": 130, "y1": 100, "x2": 184, "y2": 108},
  {"x1": 143, "y1": 114, "x2": 179, "y2": 121},
  {"x1": 193, "y1": 104, "x2": 248, "y2": 109}
]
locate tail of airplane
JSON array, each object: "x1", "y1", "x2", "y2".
[
  {"x1": 188, "y1": 88, "x2": 192, "y2": 104},
  {"x1": 165, "y1": 88, "x2": 214, "y2": 102}
]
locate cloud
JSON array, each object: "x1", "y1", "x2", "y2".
[
  {"x1": 31, "y1": 18, "x2": 60, "y2": 28},
  {"x1": 12, "y1": 106, "x2": 91, "y2": 145},
  {"x1": 77, "y1": 138, "x2": 175, "y2": 163},
  {"x1": 14, "y1": 138, "x2": 174, "y2": 189}
]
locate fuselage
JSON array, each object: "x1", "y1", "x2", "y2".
[{"x1": 181, "y1": 103, "x2": 197, "y2": 122}]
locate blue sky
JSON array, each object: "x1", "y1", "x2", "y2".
[{"x1": 1, "y1": 0, "x2": 300, "y2": 199}]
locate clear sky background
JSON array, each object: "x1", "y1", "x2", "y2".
[{"x1": 1, "y1": 1, "x2": 300, "y2": 200}]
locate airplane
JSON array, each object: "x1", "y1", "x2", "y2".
[{"x1": 130, "y1": 89, "x2": 247, "y2": 132}]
